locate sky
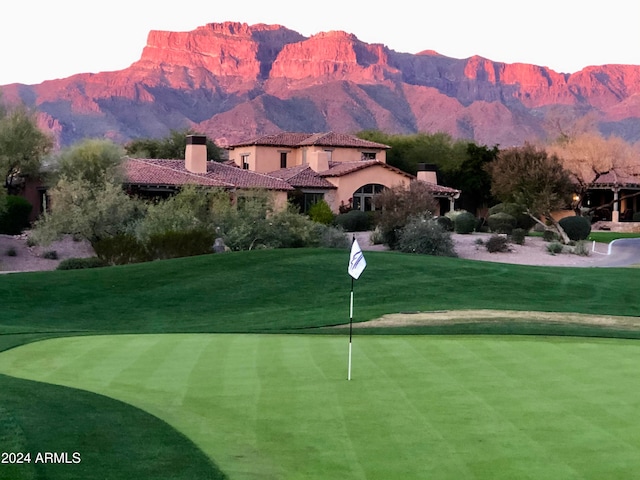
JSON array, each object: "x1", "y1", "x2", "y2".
[{"x1": 2, "y1": 0, "x2": 639, "y2": 85}]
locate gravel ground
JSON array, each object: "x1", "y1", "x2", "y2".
[{"x1": 0, "y1": 231, "x2": 614, "y2": 274}]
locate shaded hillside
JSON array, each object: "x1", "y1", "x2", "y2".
[{"x1": 2, "y1": 22, "x2": 639, "y2": 147}]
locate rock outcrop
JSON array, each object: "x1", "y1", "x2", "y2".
[{"x1": 2, "y1": 21, "x2": 639, "y2": 147}]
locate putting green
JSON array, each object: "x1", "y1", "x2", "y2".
[{"x1": 2, "y1": 334, "x2": 640, "y2": 479}]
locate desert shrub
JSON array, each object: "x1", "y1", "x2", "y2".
[
  {"x1": 435, "y1": 215, "x2": 453, "y2": 232},
  {"x1": 487, "y1": 212, "x2": 516, "y2": 234},
  {"x1": 570, "y1": 241, "x2": 591, "y2": 257},
  {"x1": 547, "y1": 241, "x2": 564, "y2": 254},
  {"x1": 333, "y1": 210, "x2": 372, "y2": 232},
  {"x1": 5, "y1": 247, "x2": 17, "y2": 257},
  {"x1": 397, "y1": 216, "x2": 456, "y2": 257},
  {"x1": 559, "y1": 215, "x2": 591, "y2": 241},
  {"x1": 145, "y1": 229, "x2": 216, "y2": 260},
  {"x1": 42, "y1": 250, "x2": 58, "y2": 260},
  {"x1": 57, "y1": 257, "x2": 106, "y2": 270},
  {"x1": 93, "y1": 234, "x2": 150, "y2": 265},
  {"x1": 485, "y1": 235, "x2": 510, "y2": 253},
  {"x1": 454, "y1": 211, "x2": 476, "y2": 234},
  {"x1": 308, "y1": 200, "x2": 334, "y2": 225},
  {"x1": 542, "y1": 230, "x2": 558, "y2": 242},
  {"x1": 319, "y1": 225, "x2": 349, "y2": 248},
  {"x1": 509, "y1": 228, "x2": 527, "y2": 245},
  {"x1": 488, "y1": 203, "x2": 535, "y2": 230},
  {"x1": 369, "y1": 226, "x2": 385, "y2": 245},
  {"x1": 0, "y1": 195, "x2": 33, "y2": 235}
]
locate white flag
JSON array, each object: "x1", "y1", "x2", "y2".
[{"x1": 348, "y1": 239, "x2": 367, "y2": 279}]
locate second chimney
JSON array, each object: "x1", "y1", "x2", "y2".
[
  {"x1": 185, "y1": 135, "x2": 207, "y2": 174},
  {"x1": 416, "y1": 163, "x2": 438, "y2": 184}
]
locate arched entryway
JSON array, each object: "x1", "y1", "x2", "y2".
[{"x1": 352, "y1": 183, "x2": 385, "y2": 211}]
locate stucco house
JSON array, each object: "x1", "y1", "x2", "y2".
[{"x1": 226, "y1": 132, "x2": 461, "y2": 214}]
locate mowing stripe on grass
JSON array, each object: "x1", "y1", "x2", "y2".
[{"x1": 2, "y1": 334, "x2": 640, "y2": 479}]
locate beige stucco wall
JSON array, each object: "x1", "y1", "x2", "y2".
[
  {"x1": 326, "y1": 165, "x2": 410, "y2": 212},
  {"x1": 229, "y1": 145, "x2": 387, "y2": 173}
]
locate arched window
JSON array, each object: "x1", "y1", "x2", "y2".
[{"x1": 352, "y1": 184, "x2": 385, "y2": 211}]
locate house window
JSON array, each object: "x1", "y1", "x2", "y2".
[
  {"x1": 241, "y1": 154, "x2": 250, "y2": 170},
  {"x1": 361, "y1": 152, "x2": 377, "y2": 160},
  {"x1": 289, "y1": 190, "x2": 325, "y2": 213},
  {"x1": 352, "y1": 184, "x2": 385, "y2": 211},
  {"x1": 324, "y1": 149, "x2": 333, "y2": 161},
  {"x1": 280, "y1": 151, "x2": 288, "y2": 169}
]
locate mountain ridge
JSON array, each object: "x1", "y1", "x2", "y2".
[{"x1": 2, "y1": 21, "x2": 639, "y2": 148}]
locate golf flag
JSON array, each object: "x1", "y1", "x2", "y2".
[{"x1": 348, "y1": 238, "x2": 367, "y2": 280}]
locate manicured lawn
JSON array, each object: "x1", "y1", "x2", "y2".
[
  {"x1": 2, "y1": 249, "x2": 640, "y2": 479},
  {"x1": 2, "y1": 334, "x2": 640, "y2": 479}
]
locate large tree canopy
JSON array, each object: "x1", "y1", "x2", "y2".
[
  {"x1": 488, "y1": 143, "x2": 574, "y2": 243},
  {"x1": 125, "y1": 129, "x2": 223, "y2": 161},
  {"x1": 0, "y1": 101, "x2": 53, "y2": 193}
]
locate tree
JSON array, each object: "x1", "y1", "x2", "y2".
[
  {"x1": 53, "y1": 139, "x2": 125, "y2": 186},
  {"x1": 546, "y1": 133, "x2": 640, "y2": 216},
  {"x1": 0, "y1": 101, "x2": 53, "y2": 194},
  {"x1": 488, "y1": 144, "x2": 574, "y2": 243},
  {"x1": 357, "y1": 130, "x2": 468, "y2": 175},
  {"x1": 373, "y1": 181, "x2": 438, "y2": 248},
  {"x1": 125, "y1": 129, "x2": 223, "y2": 161},
  {"x1": 31, "y1": 139, "x2": 141, "y2": 245}
]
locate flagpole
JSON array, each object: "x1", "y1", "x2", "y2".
[{"x1": 348, "y1": 275, "x2": 354, "y2": 381}]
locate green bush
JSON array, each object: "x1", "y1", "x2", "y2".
[
  {"x1": 319, "y1": 225, "x2": 349, "y2": 248},
  {"x1": 509, "y1": 228, "x2": 526, "y2": 245},
  {"x1": 5, "y1": 247, "x2": 17, "y2": 257},
  {"x1": 487, "y1": 212, "x2": 517, "y2": 234},
  {"x1": 93, "y1": 234, "x2": 150, "y2": 265},
  {"x1": 145, "y1": 229, "x2": 216, "y2": 260},
  {"x1": 542, "y1": 230, "x2": 558, "y2": 242},
  {"x1": 0, "y1": 195, "x2": 33, "y2": 235},
  {"x1": 559, "y1": 216, "x2": 591, "y2": 241},
  {"x1": 633, "y1": 212, "x2": 640, "y2": 222},
  {"x1": 42, "y1": 250, "x2": 58, "y2": 260},
  {"x1": 454, "y1": 211, "x2": 476, "y2": 234},
  {"x1": 57, "y1": 257, "x2": 107, "y2": 270},
  {"x1": 547, "y1": 241, "x2": 564, "y2": 254},
  {"x1": 488, "y1": 203, "x2": 535, "y2": 230},
  {"x1": 333, "y1": 210, "x2": 372, "y2": 232},
  {"x1": 397, "y1": 216, "x2": 457, "y2": 257},
  {"x1": 308, "y1": 200, "x2": 334, "y2": 225},
  {"x1": 435, "y1": 216, "x2": 453, "y2": 232},
  {"x1": 485, "y1": 235, "x2": 510, "y2": 253}
]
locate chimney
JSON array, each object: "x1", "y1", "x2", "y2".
[
  {"x1": 416, "y1": 163, "x2": 438, "y2": 184},
  {"x1": 185, "y1": 135, "x2": 207, "y2": 174},
  {"x1": 308, "y1": 151, "x2": 330, "y2": 172}
]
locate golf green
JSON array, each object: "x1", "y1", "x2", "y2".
[{"x1": 1, "y1": 333, "x2": 640, "y2": 479}]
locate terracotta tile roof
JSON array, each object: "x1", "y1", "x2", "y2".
[
  {"x1": 228, "y1": 131, "x2": 390, "y2": 150},
  {"x1": 123, "y1": 158, "x2": 293, "y2": 191},
  {"x1": 268, "y1": 165, "x2": 336, "y2": 189},
  {"x1": 591, "y1": 171, "x2": 640, "y2": 188},
  {"x1": 321, "y1": 160, "x2": 412, "y2": 178}
]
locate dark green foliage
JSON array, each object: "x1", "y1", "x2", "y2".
[
  {"x1": 319, "y1": 226, "x2": 349, "y2": 248},
  {"x1": 397, "y1": 216, "x2": 457, "y2": 256},
  {"x1": 547, "y1": 241, "x2": 564, "y2": 254},
  {"x1": 145, "y1": 229, "x2": 216, "y2": 260},
  {"x1": 454, "y1": 211, "x2": 476, "y2": 234},
  {"x1": 435, "y1": 215, "x2": 454, "y2": 232},
  {"x1": 125, "y1": 128, "x2": 223, "y2": 161},
  {"x1": 0, "y1": 195, "x2": 32, "y2": 234},
  {"x1": 485, "y1": 235, "x2": 510, "y2": 253},
  {"x1": 509, "y1": 228, "x2": 526, "y2": 245},
  {"x1": 5, "y1": 246, "x2": 17, "y2": 256},
  {"x1": 93, "y1": 234, "x2": 150, "y2": 265},
  {"x1": 308, "y1": 199, "x2": 334, "y2": 225},
  {"x1": 633, "y1": 212, "x2": 640, "y2": 222},
  {"x1": 488, "y1": 203, "x2": 535, "y2": 230},
  {"x1": 333, "y1": 210, "x2": 372, "y2": 232},
  {"x1": 42, "y1": 250, "x2": 58, "y2": 260},
  {"x1": 559, "y1": 215, "x2": 591, "y2": 241},
  {"x1": 487, "y1": 212, "x2": 517, "y2": 234},
  {"x1": 57, "y1": 257, "x2": 107, "y2": 270},
  {"x1": 543, "y1": 230, "x2": 559, "y2": 242}
]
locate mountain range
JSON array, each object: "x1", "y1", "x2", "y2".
[{"x1": 2, "y1": 21, "x2": 639, "y2": 148}]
